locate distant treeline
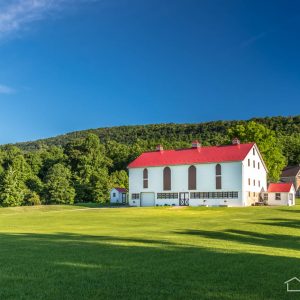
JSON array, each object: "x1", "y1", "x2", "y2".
[
  {"x1": 0, "y1": 116, "x2": 298, "y2": 207},
  {"x1": 13, "y1": 115, "x2": 300, "y2": 165}
]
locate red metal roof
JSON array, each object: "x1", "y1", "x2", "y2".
[
  {"x1": 267, "y1": 183, "x2": 294, "y2": 193},
  {"x1": 114, "y1": 187, "x2": 127, "y2": 193},
  {"x1": 128, "y1": 143, "x2": 255, "y2": 168}
]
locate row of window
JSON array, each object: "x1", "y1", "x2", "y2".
[
  {"x1": 247, "y1": 159, "x2": 260, "y2": 169},
  {"x1": 248, "y1": 178, "x2": 261, "y2": 187},
  {"x1": 190, "y1": 192, "x2": 238, "y2": 199},
  {"x1": 157, "y1": 193, "x2": 178, "y2": 199},
  {"x1": 132, "y1": 192, "x2": 239, "y2": 200},
  {"x1": 143, "y1": 164, "x2": 223, "y2": 191}
]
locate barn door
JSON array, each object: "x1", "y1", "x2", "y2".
[{"x1": 179, "y1": 192, "x2": 189, "y2": 206}]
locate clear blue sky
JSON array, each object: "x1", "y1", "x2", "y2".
[{"x1": 0, "y1": 0, "x2": 299, "y2": 144}]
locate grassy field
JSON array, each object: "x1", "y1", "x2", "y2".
[{"x1": 0, "y1": 202, "x2": 300, "y2": 300}]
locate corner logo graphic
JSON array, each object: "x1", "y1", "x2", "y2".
[{"x1": 285, "y1": 277, "x2": 300, "y2": 292}]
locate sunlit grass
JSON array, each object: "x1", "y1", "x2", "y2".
[{"x1": 0, "y1": 204, "x2": 299, "y2": 299}]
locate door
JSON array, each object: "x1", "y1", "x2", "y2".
[
  {"x1": 141, "y1": 192, "x2": 155, "y2": 207},
  {"x1": 179, "y1": 192, "x2": 189, "y2": 206},
  {"x1": 122, "y1": 193, "x2": 127, "y2": 204}
]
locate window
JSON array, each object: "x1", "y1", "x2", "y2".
[
  {"x1": 190, "y1": 191, "x2": 238, "y2": 199},
  {"x1": 253, "y1": 148, "x2": 255, "y2": 155},
  {"x1": 188, "y1": 165, "x2": 197, "y2": 190},
  {"x1": 190, "y1": 192, "x2": 200, "y2": 199},
  {"x1": 163, "y1": 167, "x2": 171, "y2": 191},
  {"x1": 248, "y1": 191, "x2": 251, "y2": 197},
  {"x1": 289, "y1": 193, "x2": 293, "y2": 200},
  {"x1": 264, "y1": 193, "x2": 268, "y2": 201},
  {"x1": 157, "y1": 193, "x2": 178, "y2": 199},
  {"x1": 258, "y1": 162, "x2": 260, "y2": 170},
  {"x1": 258, "y1": 180, "x2": 260, "y2": 187},
  {"x1": 216, "y1": 164, "x2": 222, "y2": 190},
  {"x1": 143, "y1": 168, "x2": 148, "y2": 189},
  {"x1": 113, "y1": 193, "x2": 116, "y2": 197},
  {"x1": 253, "y1": 160, "x2": 255, "y2": 168},
  {"x1": 248, "y1": 159, "x2": 250, "y2": 166},
  {"x1": 253, "y1": 179, "x2": 256, "y2": 186},
  {"x1": 248, "y1": 178, "x2": 251, "y2": 185},
  {"x1": 275, "y1": 193, "x2": 281, "y2": 200},
  {"x1": 132, "y1": 193, "x2": 140, "y2": 199}
]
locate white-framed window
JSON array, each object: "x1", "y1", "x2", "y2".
[
  {"x1": 263, "y1": 193, "x2": 268, "y2": 201},
  {"x1": 248, "y1": 159, "x2": 250, "y2": 166},
  {"x1": 275, "y1": 193, "x2": 281, "y2": 200},
  {"x1": 253, "y1": 160, "x2": 255, "y2": 168},
  {"x1": 113, "y1": 193, "x2": 116, "y2": 197}
]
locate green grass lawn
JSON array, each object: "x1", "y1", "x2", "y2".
[{"x1": 0, "y1": 202, "x2": 300, "y2": 300}]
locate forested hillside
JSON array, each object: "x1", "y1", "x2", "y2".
[
  {"x1": 0, "y1": 116, "x2": 298, "y2": 207},
  {"x1": 14, "y1": 116, "x2": 300, "y2": 153}
]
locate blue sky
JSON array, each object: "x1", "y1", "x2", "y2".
[{"x1": 0, "y1": 0, "x2": 299, "y2": 144}]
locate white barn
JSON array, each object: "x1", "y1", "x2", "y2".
[
  {"x1": 264, "y1": 183, "x2": 296, "y2": 206},
  {"x1": 110, "y1": 188, "x2": 128, "y2": 204},
  {"x1": 128, "y1": 139, "x2": 268, "y2": 207}
]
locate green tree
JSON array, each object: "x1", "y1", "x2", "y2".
[
  {"x1": 0, "y1": 166, "x2": 28, "y2": 207},
  {"x1": 228, "y1": 121, "x2": 286, "y2": 181},
  {"x1": 109, "y1": 170, "x2": 129, "y2": 190},
  {"x1": 44, "y1": 163, "x2": 75, "y2": 204},
  {"x1": 66, "y1": 134, "x2": 111, "y2": 203}
]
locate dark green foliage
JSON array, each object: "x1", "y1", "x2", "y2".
[
  {"x1": 228, "y1": 121, "x2": 287, "y2": 181},
  {"x1": 12, "y1": 115, "x2": 300, "y2": 150},
  {"x1": 44, "y1": 163, "x2": 75, "y2": 204},
  {"x1": 0, "y1": 166, "x2": 28, "y2": 207},
  {"x1": 0, "y1": 116, "x2": 298, "y2": 207}
]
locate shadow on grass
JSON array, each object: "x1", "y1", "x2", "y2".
[
  {"x1": 0, "y1": 233, "x2": 299, "y2": 300},
  {"x1": 176, "y1": 229, "x2": 300, "y2": 252},
  {"x1": 73, "y1": 203, "x2": 129, "y2": 208},
  {"x1": 254, "y1": 218, "x2": 300, "y2": 230}
]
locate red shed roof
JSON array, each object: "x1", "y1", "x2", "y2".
[
  {"x1": 128, "y1": 143, "x2": 255, "y2": 168},
  {"x1": 267, "y1": 183, "x2": 294, "y2": 193},
  {"x1": 114, "y1": 187, "x2": 127, "y2": 193}
]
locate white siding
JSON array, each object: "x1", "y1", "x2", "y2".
[
  {"x1": 110, "y1": 189, "x2": 126, "y2": 204},
  {"x1": 129, "y1": 161, "x2": 245, "y2": 207},
  {"x1": 267, "y1": 192, "x2": 294, "y2": 206},
  {"x1": 266, "y1": 185, "x2": 296, "y2": 206},
  {"x1": 242, "y1": 145, "x2": 267, "y2": 206}
]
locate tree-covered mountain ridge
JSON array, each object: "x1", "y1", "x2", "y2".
[{"x1": 11, "y1": 115, "x2": 300, "y2": 152}]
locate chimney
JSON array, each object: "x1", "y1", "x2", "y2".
[
  {"x1": 192, "y1": 140, "x2": 201, "y2": 149},
  {"x1": 156, "y1": 144, "x2": 164, "y2": 152},
  {"x1": 232, "y1": 137, "x2": 240, "y2": 145}
]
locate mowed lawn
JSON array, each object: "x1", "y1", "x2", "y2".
[{"x1": 0, "y1": 203, "x2": 300, "y2": 300}]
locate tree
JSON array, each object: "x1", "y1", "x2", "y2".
[
  {"x1": 228, "y1": 121, "x2": 286, "y2": 181},
  {"x1": 109, "y1": 170, "x2": 128, "y2": 190},
  {"x1": 66, "y1": 134, "x2": 111, "y2": 203},
  {"x1": 44, "y1": 163, "x2": 75, "y2": 204},
  {"x1": 0, "y1": 166, "x2": 28, "y2": 207}
]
